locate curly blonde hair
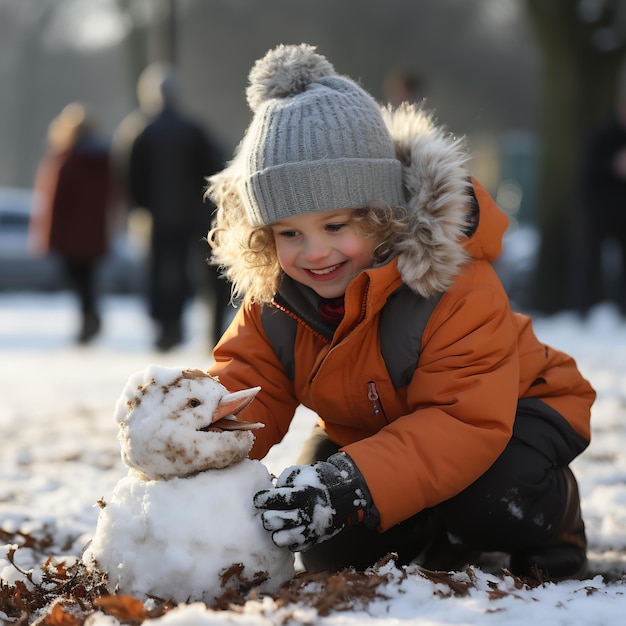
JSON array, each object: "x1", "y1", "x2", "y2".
[{"x1": 206, "y1": 172, "x2": 408, "y2": 305}]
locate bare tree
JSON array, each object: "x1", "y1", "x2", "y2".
[{"x1": 526, "y1": 0, "x2": 626, "y2": 313}]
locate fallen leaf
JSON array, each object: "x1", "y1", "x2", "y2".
[
  {"x1": 94, "y1": 594, "x2": 148, "y2": 622},
  {"x1": 41, "y1": 602, "x2": 82, "y2": 626}
]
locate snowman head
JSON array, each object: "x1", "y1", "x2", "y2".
[{"x1": 114, "y1": 364, "x2": 262, "y2": 480}]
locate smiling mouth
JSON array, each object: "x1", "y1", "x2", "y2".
[{"x1": 308, "y1": 263, "x2": 343, "y2": 276}]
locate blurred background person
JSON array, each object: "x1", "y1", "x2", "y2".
[
  {"x1": 115, "y1": 62, "x2": 227, "y2": 352},
  {"x1": 579, "y1": 97, "x2": 626, "y2": 317},
  {"x1": 28, "y1": 102, "x2": 117, "y2": 344}
]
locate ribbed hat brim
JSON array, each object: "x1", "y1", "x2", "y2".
[{"x1": 246, "y1": 158, "x2": 404, "y2": 225}]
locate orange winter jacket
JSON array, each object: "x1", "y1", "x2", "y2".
[{"x1": 209, "y1": 107, "x2": 595, "y2": 532}]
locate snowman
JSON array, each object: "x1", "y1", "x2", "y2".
[{"x1": 82, "y1": 364, "x2": 295, "y2": 604}]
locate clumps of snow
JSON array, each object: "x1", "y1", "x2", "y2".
[
  {"x1": 82, "y1": 364, "x2": 294, "y2": 604},
  {"x1": 82, "y1": 460, "x2": 295, "y2": 604},
  {"x1": 114, "y1": 364, "x2": 261, "y2": 480}
]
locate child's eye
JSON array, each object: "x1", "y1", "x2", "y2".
[
  {"x1": 325, "y1": 223, "x2": 346, "y2": 233},
  {"x1": 276, "y1": 229, "x2": 300, "y2": 239}
]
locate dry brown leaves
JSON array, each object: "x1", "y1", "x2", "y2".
[
  {"x1": 0, "y1": 529, "x2": 542, "y2": 625},
  {"x1": 274, "y1": 553, "x2": 398, "y2": 616}
]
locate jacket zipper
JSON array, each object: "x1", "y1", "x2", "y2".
[{"x1": 367, "y1": 381, "x2": 387, "y2": 420}]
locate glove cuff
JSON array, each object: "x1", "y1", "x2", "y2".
[{"x1": 324, "y1": 452, "x2": 380, "y2": 530}]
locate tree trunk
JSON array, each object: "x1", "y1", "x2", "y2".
[{"x1": 526, "y1": 0, "x2": 626, "y2": 313}]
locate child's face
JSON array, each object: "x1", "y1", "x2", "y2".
[{"x1": 270, "y1": 209, "x2": 378, "y2": 299}]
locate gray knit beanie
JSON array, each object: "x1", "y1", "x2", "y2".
[{"x1": 239, "y1": 43, "x2": 404, "y2": 226}]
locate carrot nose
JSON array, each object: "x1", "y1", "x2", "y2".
[{"x1": 212, "y1": 386, "x2": 261, "y2": 422}]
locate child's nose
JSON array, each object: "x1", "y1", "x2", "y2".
[{"x1": 303, "y1": 236, "x2": 330, "y2": 261}]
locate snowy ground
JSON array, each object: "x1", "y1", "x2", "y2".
[{"x1": 1, "y1": 291, "x2": 626, "y2": 624}]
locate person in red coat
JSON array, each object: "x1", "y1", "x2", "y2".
[{"x1": 29, "y1": 102, "x2": 117, "y2": 343}]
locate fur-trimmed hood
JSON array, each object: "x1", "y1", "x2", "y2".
[
  {"x1": 382, "y1": 103, "x2": 509, "y2": 297},
  {"x1": 209, "y1": 103, "x2": 509, "y2": 301}
]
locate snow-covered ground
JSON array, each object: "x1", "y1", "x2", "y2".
[{"x1": 1, "y1": 291, "x2": 626, "y2": 624}]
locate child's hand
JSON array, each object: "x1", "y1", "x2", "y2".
[{"x1": 253, "y1": 453, "x2": 375, "y2": 551}]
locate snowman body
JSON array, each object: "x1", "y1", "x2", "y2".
[
  {"x1": 82, "y1": 365, "x2": 294, "y2": 604},
  {"x1": 84, "y1": 461, "x2": 293, "y2": 603}
]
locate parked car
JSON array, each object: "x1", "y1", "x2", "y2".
[{"x1": 0, "y1": 187, "x2": 146, "y2": 293}]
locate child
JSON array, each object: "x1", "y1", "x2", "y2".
[{"x1": 206, "y1": 43, "x2": 595, "y2": 580}]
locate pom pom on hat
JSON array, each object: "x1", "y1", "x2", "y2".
[
  {"x1": 246, "y1": 43, "x2": 335, "y2": 112},
  {"x1": 238, "y1": 43, "x2": 404, "y2": 225}
]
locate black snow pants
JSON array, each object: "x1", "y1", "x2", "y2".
[{"x1": 296, "y1": 398, "x2": 589, "y2": 572}]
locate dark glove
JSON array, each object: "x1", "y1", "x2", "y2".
[{"x1": 253, "y1": 452, "x2": 378, "y2": 552}]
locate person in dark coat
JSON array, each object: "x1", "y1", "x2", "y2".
[
  {"x1": 579, "y1": 103, "x2": 626, "y2": 315},
  {"x1": 29, "y1": 102, "x2": 117, "y2": 343},
  {"x1": 118, "y1": 63, "x2": 227, "y2": 351}
]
